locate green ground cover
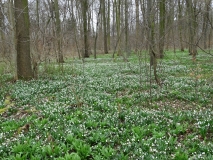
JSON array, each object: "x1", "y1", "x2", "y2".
[{"x1": 0, "y1": 51, "x2": 213, "y2": 159}]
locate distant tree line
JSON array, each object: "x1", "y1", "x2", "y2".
[{"x1": 0, "y1": 0, "x2": 212, "y2": 79}]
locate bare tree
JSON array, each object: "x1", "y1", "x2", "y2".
[
  {"x1": 54, "y1": 0, "x2": 64, "y2": 63},
  {"x1": 101, "y1": 0, "x2": 108, "y2": 54},
  {"x1": 202, "y1": 0, "x2": 211, "y2": 49},
  {"x1": 94, "y1": 1, "x2": 102, "y2": 59},
  {"x1": 115, "y1": 0, "x2": 121, "y2": 56},
  {"x1": 1, "y1": 0, "x2": 212, "y2": 79},
  {"x1": 107, "y1": 0, "x2": 111, "y2": 51},
  {"x1": 7, "y1": 0, "x2": 17, "y2": 78},
  {"x1": 135, "y1": 0, "x2": 139, "y2": 51},
  {"x1": 159, "y1": 0, "x2": 165, "y2": 58},
  {"x1": 147, "y1": 0, "x2": 159, "y2": 85},
  {"x1": 178, "y1": 0, "x2": 185, "y2": 51},
  {"x1": 125, "y1": 0, "x2": 129, "y2": 56},
  {"x1": 186, "y1": 0, "x2": 198, "y2": 57},
  {"x1": 81, "y1": 0, "x2": 90, "y2": 58},
  {"x1": 0, "y1": 0, "x2": 5, "y2": 57}
]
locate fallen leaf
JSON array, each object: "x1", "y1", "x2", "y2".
[{"x1": 16, "y1": 124, "x2": 30, "y2": 135}]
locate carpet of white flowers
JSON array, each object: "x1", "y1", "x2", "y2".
[{"x1": 0, "y1": 51, "x2": 213, "y2": 159}]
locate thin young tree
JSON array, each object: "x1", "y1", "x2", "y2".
[
  {"x1": 94, "y1": 1, "x2": 102, "y2": 59},
  {"x1": 124, "y1": 0, "x2": 129, "y2": 58},
  {"x1": 54, "y1": 0, "x2": 64, "y2": 63},
  {"x1": 147, "y1": 0, "x2": 160, "y2": 85},
  {"x1": 135, "y1": 0, "x2": 139, "y2": 51},
  {"x1": 7, "y1": 0, "x2": 17, "y2": 79},
  {"x1": 116, "y1": 0, "x2": 121, "y2": 56},
  {"x1": 202, "y1": 0, "x2": 211, "y2": 49},
  {"x1": 159, "y1": 0, "x2": 165, "y2": 58},
  {"x1": 107, "y1": 0, "x2": 111, "y2": 51},
  {"x1": 101, "y1": 0, "x2": 108, "y2": 54},
  {"x1": 0, "y1": 0, "x2": 5, "y2": 57},
  {"x1": 81, "y1": 0, "x2": 90, "y2": 58},
  {"x1": 32, "y1": 0, "x2": 40, "y2": 78},
  {"x1": 66, "y1": 0, "x2": 80, "y2": 59}
]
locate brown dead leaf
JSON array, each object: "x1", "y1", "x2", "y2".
[{"x1": 16, "y1": 124, "x2": 30, "y2": 135}]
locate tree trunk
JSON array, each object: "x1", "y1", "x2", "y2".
[
  {"x1": 116, "y1": 0, "x2": 121, "y2": 56},
  {"x1": 112, "y1": 0, "x2": 116, "y2": 52},
  {"x1": 81, "y1": 0, "x2": 89, "y2": 58},
  {"x1": 186, "y1": 0, "x2": 198, "y2": 57},
  {"x1": 202, "y1": 0, "x2": 211, "y2": 49},
  {"x1": 135, "y1": 0, "x2": 139, "y2": 51},
  {"x1": 14, "y1": 0, "x2": 33, "y2": 80},
  {"x1": 178, "y1": 0, "x2": 184, "y2": 51},
  {"x1": 0, "y1": 0, "x2": 5, "y2": 57},
  {"x1": 94, "y1": 1, "x2": 102, "y2": 59},
  {"x1": 68, "y1": 0, "x2": 81, "y2": 59},
  {"x1": 159, "y1": 0, "x2": 165, "y2": 58},
  {"x1": 125, "y1": 0, "x2": 129, "y2": 58},
  {"x1": 147, "y1": 0, "x2": 155, "y2": 65},
  {"x1": 147, "y1": 0, "x2": 159, "y2": 85},
  {"x1": 140, "y1": 0, "x2": 148, "y2": 50},
  {"x1": 107, "y1": 0, "x2": 111, "y2": 51},
  {"x1": 32, "y1": 0, "x2": 40, "y2": 79},
  {"x1": 101, "y1": 0, "x2": 108, "y2": 54},
  {"x1": 54, "y1": 0, "x2": 64, "y2": 63},
  {"x1": 8, "y1": 0, "x2": 17, "y2": 79}
]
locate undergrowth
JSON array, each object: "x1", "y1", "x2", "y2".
[{"x1": 0, "y1": 51, "x2": 212, "y2": 159}]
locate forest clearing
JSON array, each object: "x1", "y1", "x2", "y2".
[{"x1": 0, "y1": 51, "x2": 213, "y2": 159}]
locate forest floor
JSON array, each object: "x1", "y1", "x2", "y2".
[{"x1": 0, "y1": 50, "x2": 213, "y2": 159}]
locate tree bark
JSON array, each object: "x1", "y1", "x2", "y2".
[
  {"x1": 186, "y1": 0, "x2": 198, "y2": 57},
  {"x1": 147, "y1": 0, "x2": 159, "y2": 85},
  {"x1": 8, "y1": 0, "x2": 17, "y2": 79},
  {"x1": 178, "y1": 0, "x2": 184, "y2": 51},
  {"x1": 81, "y1": 0, "x2": 89, "y2": 58},
  {"x1": 14, "y1": 0, "x2": 33, "y2": 80}
]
